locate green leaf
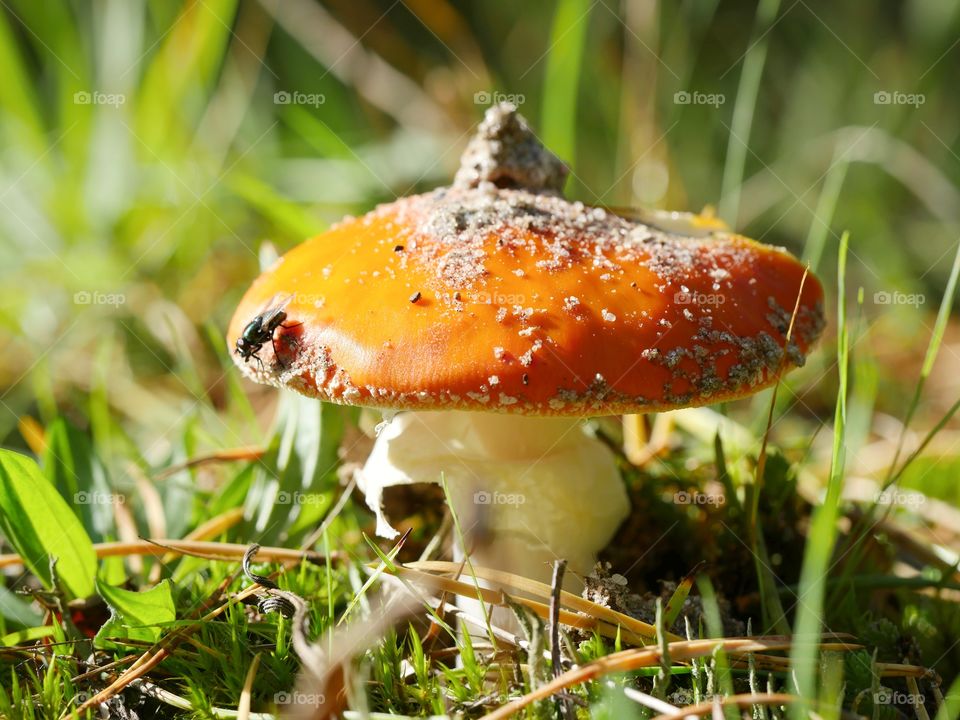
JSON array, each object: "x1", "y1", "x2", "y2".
[
  {"x1": 94, "y1": 580, "x2": 176, "y2": 650},
  {"x1": 0, "y1": 450, "x2": 97, "y2": 600},
  {"x1": 935, "y1": 671, "x2": 960, "y2": 720},
  {"x1": 43, "y1": 418, "x2": 115, "y2": 542},
  {"x1": 0, "y1": 585, "x2": 43, "y2": 629},
  {"x1": 245, "y1": 396, "x2": 348, "y2": 544}
]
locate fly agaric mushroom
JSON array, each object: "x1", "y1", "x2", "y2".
[{"x1": 228, "y1": 103, "x2": 824, "y2": 611}]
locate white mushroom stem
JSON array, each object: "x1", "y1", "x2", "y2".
[{"x1": 357, "y1": 410, "x2": 630, "y2": 629}]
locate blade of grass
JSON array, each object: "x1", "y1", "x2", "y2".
[
  {"x1": 718, "y1": 0, "x2": 781, "y2": 225},
  {"x1": 713, "y1": 433, "x2": 740, "y2": 513},
  {"x1": 540, "y1": 0, "x2": 591, "y2": 169},
  {"x1": 885, "y1": 237, "x2": 960, "y2": 483},
  {"x1": 339, "y1": 531, "x2": 407, "y2": 625},
  {"x1": 135, "y1": 0, "x2": 239, "y2": 151},
  {"x1": 889, "y1": 395, "x2": 960, "y2": 487},
  {"x1": 0, "y1": 9, "x2": 48, "y2": 156},
  {"x1": 788, "y1": 231, "x2": 850, "y2": 718},
  {"x1": 663, "y1": 562, "x2": 704, "y2": 630},
  {"x1": 438, "y1": 474, "x2": 502, "y2": 651},
  {"x1": 404, "y1": 560, "x2": 675, "y2": 641},
  {"x1": 696, "y1": 576, "x2": 736, "y2": 719},
  {"x1": 832, "y1": 237, "x2": 960, "y2": 605},
  {"x1": 801, "y1": 153, "x2": 849, "y2": 273},
  {"x1": 748, "y1": 269, "x2": 809, "y2": 635}
]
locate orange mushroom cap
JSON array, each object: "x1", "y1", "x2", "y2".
[{"x1": 228, "y1": 104, "x2": 824, "y2": 416}]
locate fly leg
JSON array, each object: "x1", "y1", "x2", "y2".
[{"x1": 273, "y1": 322, "x2": 303, "y2": 369}]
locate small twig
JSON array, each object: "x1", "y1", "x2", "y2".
[
  {"x1": 624, "y1": 687, "x2": 682, "y2": 715},
  {"x1": 69, "y1": 544, "x2": 305, "y2": 718},
  {"x1": 549, "y1": 559, "x2": 566, "y2": 678},
  {"x1": 650, "y1": 693, "x2": 802, "y2": 720},
  {"x1": 154, "y1": 446, "x2": 265, "y2": 480},
  {"x1": 478, "y1": 638, "x2": 858, "y2": 720},
  {"x1": 906, "y1": 676, "x2": 931, "y2": 720},
  {"x1": 0, "y1": 539, "x2": 335, "y2": 569},
  {"x1": 71, "y1": 656, "x2": 138, "y2": 683},
  {"x1": 549, "y1": 559, "x2": 574, "y2": 720},
  {"x1": 67, "y1": 583, "x2": 266, "y2": 718},
  {"x1": 160, "y1": 508, "x2": 245, "y2": 564},
  {"x1": 136, "y1": 678, "x2": 273, "y2": 719},
  {"x1": 396, "y1": 561, "x2": 675, "y2": 642}
]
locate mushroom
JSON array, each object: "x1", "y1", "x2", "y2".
[{"x1": 227, "y1": 103, "x2": 825, "y2": 624}]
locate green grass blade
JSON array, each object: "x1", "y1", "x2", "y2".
[
  {"x1": 540, "y1": 0, "x2": 591, "y2": 170},
  {"x1": 43, "y1": 418, "x2": 115, "y2": 544},
  {"x1": 886, "y1": 237, "x2": 960, "y2": 482},
  {"x1": 662, "y1": 563, "x2": 702, "y2": 629},
  {"x1": 830, "y1": 238, "x2": 960, "y2": 608},
  {"x1": 788, "y1": 231, "x2": 850, "y2": 718},
  {"x1": 718, "y1": 0, "x2": 781, "y2": 225},
  {"x1": 802, "y1": 156, "x2": 849, "y2": 273},
  {"x1": 135, "y1": 0, "x2": 239, "y2": 151},
  {"x1": 0, "y1": 9, "x2": 48, "y2": 156},
  {"x1": 889, "y1": 393, "x2": 960, "y2": 486},
  {"x1": 339, "y1": 533, "x2": 405, "y2": 625}
]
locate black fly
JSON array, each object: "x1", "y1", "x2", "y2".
[{"x1": 235, "y1": 296, "x2": 302, "y2": 370}]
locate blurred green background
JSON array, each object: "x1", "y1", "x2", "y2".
[{"x1": 1, "y1": 0, "x2": 959, "y2": 494}]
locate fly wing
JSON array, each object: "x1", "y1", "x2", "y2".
[{"x1": 258, "y1": 293, "x2": 293, "y2": 325}]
